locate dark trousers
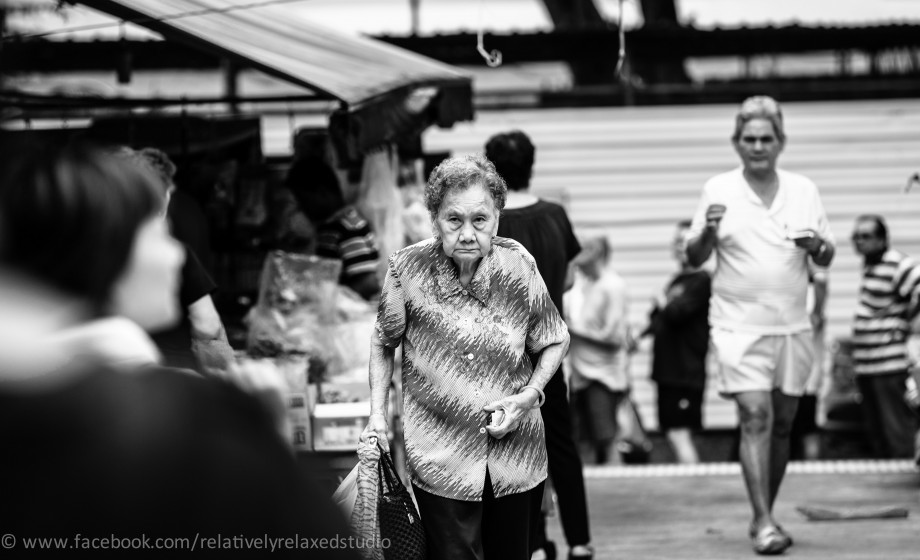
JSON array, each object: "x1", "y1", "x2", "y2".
[
  {"x1": 413, "y1": 471, "x2": 541, "y2": 560},
  {"x1": 530, "y1": 368, "x2": 592, "y2": 551},
  {"x1": 856, "y1": 372, "x2": 918, "y2": 458}
]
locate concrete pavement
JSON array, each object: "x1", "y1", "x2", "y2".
[{"x1": 545, "y1": 461, "x2": 920, "y2": 559}]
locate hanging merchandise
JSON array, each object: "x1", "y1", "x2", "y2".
[{"x1": 355, "y1": 146, "x2": 405, "y2": 279}]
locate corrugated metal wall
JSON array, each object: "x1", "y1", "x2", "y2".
[{"x1": 424, "y1": 98, "x2": 920, "y2": 430}]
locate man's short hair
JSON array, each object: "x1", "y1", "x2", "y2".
[
  {"x1": 0, "y1": 141, "x2": 163, "y2": 311},
  {"x1": 484, "y1": 130, "x2": 535, "y2": 192},
  {"x1": 855, "y1": 214, "x2": 889, "y2": 241},
  {"x1": 732, "y1": 96, "x2": 786, "y2": 143}
]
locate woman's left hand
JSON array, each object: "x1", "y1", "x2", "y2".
[{"x1": 482, "y1": 391, "x2": 539, "y2": 440}]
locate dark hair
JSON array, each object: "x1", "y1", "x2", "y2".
[
  {"x1": 0, "y1": 141, "x2": 163, "y2": 311},
  {"x1": 425, "y1": 154, "x2": 507, "y2": 218},
  {"x1": 137, "y1": 147, "x2": 177, "y2": 193},
  {"x1": 484, "y1": 130, "x2": 535, "y2": 191},
  {"x1": 855, "y1": 214, "x2": 889, "y2": 241},
  {"x1": 112, "y1": 146, "x2": 175, "y2": 197},
  {"x1": 284, "y1": 156, "x2": 345, "y2": 224}
]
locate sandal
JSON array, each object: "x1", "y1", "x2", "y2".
[
  {"x1": 751, "y1": 526, "x2": 791, "y2": 555},
  {"x1": 749, "y1": 522, "x2": 794, "y2": 547},
  {"x1": 568, "y1": 544, "x2": 594, "y2": 560}
]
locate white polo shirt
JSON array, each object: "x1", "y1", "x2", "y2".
[{"x1": 689, "y1": 167, "x2": 835, "y2": 335}]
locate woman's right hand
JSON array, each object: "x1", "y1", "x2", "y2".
[{"x1": 360, "y1": 412, "x2": 389, "y2": 444}]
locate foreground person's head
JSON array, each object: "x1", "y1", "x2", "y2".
[{"x1": 0, "y1": 141, "x2": 184, "y2": 332}]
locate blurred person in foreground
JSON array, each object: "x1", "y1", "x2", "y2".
[
  {"x1": 849, "y1": 214, "x2": 920, "y2": 459},
  {"x1": 486, "y1": 129, "x2": 594, "y2": 560},
  {"x1": 0, "y1": 142, "x2": 359, "y2": 559},
  {"x1": 564, "y1": 236, "x2": 631, "y2": 466},
  {"x1": 644, "y1": 220, "x2": 711, "y2": 464},
  {"x1": 360, "y1": 154, "x2": 570, "y2": 560},
  {"x1": 686, "y1": 96, "x2": 835, "y2": 555},
  {"x1": 122, "y1": 146, "x2": 236, "y2": 376}
]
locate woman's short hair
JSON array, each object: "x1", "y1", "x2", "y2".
[
  {"x1": 0, "y1": 141, "x2": 164, "y2": 311},
  {"x1": 484, "y1": 130, "x2": 535, "y2": 192},
  {"x1": 732, "y1": 95, "x2": 786, "y2": 143},
  {"x1": 425, "y1": 154, "x2": 507, "y2": 218}
]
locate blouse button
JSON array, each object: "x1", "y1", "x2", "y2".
[
  {"x1": 467, "y1": 353, "x2": 475, "y2": 360},
  {"x1": 462, "y1": 290, "x2": 468, "y2": 295},
  {"x1": 479, "y1": 427, "x2": 486, "y2": 434}
]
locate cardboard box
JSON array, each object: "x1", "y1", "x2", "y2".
[{"x1": 311, "y1": 401, "x2": 370, "y2": 451}]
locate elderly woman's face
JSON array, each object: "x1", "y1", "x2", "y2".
[{"x1": 434, "y1": 182, "x2": 499, "y2": 266}]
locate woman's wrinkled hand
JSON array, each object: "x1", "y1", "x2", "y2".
[
  {"x1": 360, "y1": 413, "x2": 389, "y2": 445},
  {"x1": 482, "y1": 391, "x2": 539, "y2": 440}
]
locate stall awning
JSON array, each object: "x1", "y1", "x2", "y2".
[{"x1": 77, "y1": 0, "x2": 474, "y2": 155}]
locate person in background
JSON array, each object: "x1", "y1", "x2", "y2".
[
  {"x1": 122, "y1": 147, "x2": 236, "y2": 376},
  {"x1": 0, "y1": 141, "x2": 359, "y2": 559},
  {"x1": 486, "y1": 129, "x2": 594, "y2": 560},
  {"x1": 789, "y1": 267, "x2": 829, "y2": 460},
  {"x1": 361, "y1": 154, "x2": 570, "y2": 560},
  {"x1": 644, "y1": 219, "x2": 711, "y2": 464},
  {"x1": 564, "y1": 236, "x2": 631, "y2": 466},
  {"x1": 285, "y1": 134, "x2": 381, "y2": 300},
  {"x1": 850, "y1": 214, "x2": 920, "y2": 459},
  {"x1": 686, "y1": 95, "x2": 835, "y2": 555}
]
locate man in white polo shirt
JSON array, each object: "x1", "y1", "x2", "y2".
[{"x1": 686, "y1": 96, "x2": 835, "y2": 556}]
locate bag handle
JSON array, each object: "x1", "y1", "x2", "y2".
[{"x1": 376, "y1": 441, "x2": 400, "y2": 495}]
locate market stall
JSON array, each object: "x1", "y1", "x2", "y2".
[{"x1": 5, "y1": 0, "x2": 473, "y2": 470}]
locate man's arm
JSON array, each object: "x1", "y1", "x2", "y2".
[
  {"x1": 188, "y1": 295, "x2": 235, "y2": 375},
  {"x1": 810, "y1": 270, "x2": 829, "y2": 331},
  {"x1": 686, "y1": 204, "x2": 725, "y2": 267}
]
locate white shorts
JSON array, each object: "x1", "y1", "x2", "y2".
[{"x1": 710, "y1": 327, "x2": 815, "y2": 397}]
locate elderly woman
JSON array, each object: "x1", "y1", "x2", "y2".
[{"x1": 361, "y1": 154, "x2": 570, "y2": 560}]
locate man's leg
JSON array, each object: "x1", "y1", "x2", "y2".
[
  {"x1": 856, "y1": 375, "x2": 891, "y2": 457},
  {"x1": 734, "y1": 390, "x2": 775, "y2": 531},
  {"x1": 768, "y1": 389, "x2": 800, "y2": 509},
  {"x1": 541, "y1": 370, "x2": 592, "y2": 550},
  {"x1": 871, "y1": 372, "x2": 918, "y2": 458},
  {"x1": 666, "y1": 428, "x2": 700, "y2": 464}
]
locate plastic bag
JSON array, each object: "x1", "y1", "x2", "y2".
[
  {"x1": 332, "y1": 463, "x2": 360, "y2": 519},
  {"x1": 350, "y1": 439, "x2": 385, "y2": 560}
]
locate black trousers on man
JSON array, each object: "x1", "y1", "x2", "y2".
[
  {"x1": 856, "y1": 372, "x2": 918, "y2": 458},
  {"x1": 530, "y1": 367, "x2": 592, "y2": 552}
]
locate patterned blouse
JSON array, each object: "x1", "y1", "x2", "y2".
[{"x1": 375, "y1": 237, "x2": 569, "y2": 501}]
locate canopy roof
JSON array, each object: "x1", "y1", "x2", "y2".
[{"x1": 77, "y1": 0, "x2": 474, "y2": 154}]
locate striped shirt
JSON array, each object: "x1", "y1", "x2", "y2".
[
  {"x1": 375, "y1": 237, "x2": 569, "y2": 501},
  {"x1": 316, "y1": 205, "x2": 379, "y2": 282},
  {"x1": 852, "y1": 249, "x2": 920, "y2": 376},
  {"x1": 689, "y1": 167, "x2": 835, "y2": 334}
]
